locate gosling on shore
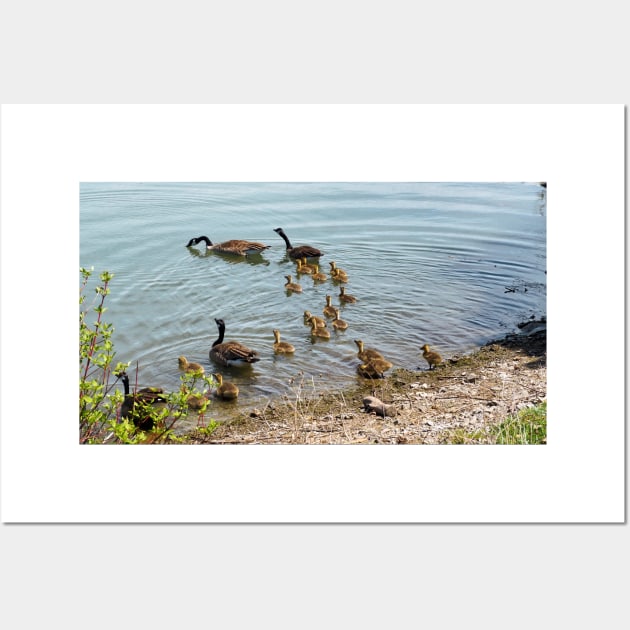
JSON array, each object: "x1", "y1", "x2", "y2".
[{"x1": 420, "y1": 344, "x2": 443, "y2": 370}]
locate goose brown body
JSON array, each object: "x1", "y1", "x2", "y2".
[
  {"x1": 273, "y1": 227, "x2": 323, "y2": 259},
  {"x1": 209, "y1": 318, "x2": 260, "y2": 367},
  {"x1": 186, "y1": 235, "x2": 270, "y2": 256},
  {"x1": 118, "y1": 371, "x2": 167, "y2": 430}
]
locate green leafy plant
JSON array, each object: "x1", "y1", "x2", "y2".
[{"x1": 79, "y1": 267, "x2": 217, "y2": 444}]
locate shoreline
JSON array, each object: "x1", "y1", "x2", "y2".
[{"x1": 186, "y1": 321, "x2": 546, "y2": 445}]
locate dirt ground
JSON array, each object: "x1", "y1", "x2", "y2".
[{"x1": 188, "y1": 321, "x2": 546, "y2": 445}]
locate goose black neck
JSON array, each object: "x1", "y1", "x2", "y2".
[
  {"x1": 213, "y1": 320, "x2": 226, "y2": 346},
  {"x1": 274, "y1": 228, "x2": 292, "y2": 250},
  {"x1": 120, "y1": 373, "x2": 130, "y2": 396},
  {"x1": 187, "y1": 236, "x2": 212, "y2": 247}
]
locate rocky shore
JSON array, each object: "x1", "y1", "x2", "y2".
[{"x1": 189, "y1": 321, "x2": 547, "y2": 445}]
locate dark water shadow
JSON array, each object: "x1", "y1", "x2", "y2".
[{"x1": 485, "y1": 320, "x2": 546, "y2": 367}]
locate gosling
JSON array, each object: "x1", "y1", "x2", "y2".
[
  {"x1": 339, "y1": 286, "x2": 357, "y2": 303},
  {"x1": 354, "y1": 339, "x2": 385, "y2": 362},
  {"x1": 214, "y1": 373, "x2": 239, "y2": 400},
  {"x1": 273, "y1": 329, "x2": 295, "y2": 354},
  {"x1": 304, "y1": 311, "x2": 327, "y2": 328},
  {"x1": 420, "y1": 344, "x2": 443, "y2": 370},
  {"x1": 178, "y1": 355, "x2": 205, "y2": 374},
  {"x1": 357, "y1": 358, "x2": 393, "y2": 379},
  {"x1": 323, "y1": 295, "x2": 337, "y2": 318},
  {"x1": 311, "y1": 264, "x2": 328, "y2": 282},
  {"x1": 331, "y1": 308, "x2": 348, "y2": 330},
  {"x1": 284, "y1": 274, "x2": 303, "y2": 293},
  {"x1": 309, "y1": 317, "x2": 331, "y2": 339}
]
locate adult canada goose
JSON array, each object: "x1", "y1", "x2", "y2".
[
  {"x1": 328, "y1": 261, "x2": 348, "y2": 282},
  {"x1": 339, "y1": 286, "x2": 357, "y2": 303},
  {"x1": 420, "y1": 344, "x2": 443, "y2": 370},
  {"x1": 273, "y1": 227, "x2": 323, "y2": 259},
  {"x1": 213, "y1": 373, "x2": 239, "y2": 400},
  {"x1": 209, "y1": 318, "x2": 260, "y2": 367},
  {"x1": 331, "y1": 308, "x2": 348, "y2": 330},
  {"x1": 354, "y1": 339, "x2": 385, "y2": 362},
  {"x1": 311, "y1": 264, "x2": 328, "y2": 282},
  {"x1": 178, "y1": 356, "x2": 205, "y2": 374},
  {"x1": 357, "y1": 358, "x2": 393, "y2": 379},
  {"x1": 186, "y1": 235, "x2": 270, "y2": 257},
  {"x1": 118, "y1": 371, "x2": 167, "y2": 431},
  {"x1": 284, "y1": 274, "x2": 303, "y2": 293},
  {"x1": 323, "y1": 295, "x2": 337, "y2": 318},
  {"x1": 303, "y1": 311, "x2": 327, "y2": 328},
  {"x1": 309, "y1": 317, "x2": 331, "y2": 339},
  {"x1": 273, "y1": 329, "x2": 295, "y2": 354}
]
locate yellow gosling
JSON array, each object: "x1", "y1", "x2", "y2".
[
  {"x1": 273, "y1": 329, "x2": 296, "y2": 354},
  {"x1": 323, "y1": 295, "x2": 337, "y2": 318},
  {"x1": 284, "y1": 274, "x2": 303, "y2": 293},
  {"x1": 331, "y1": 308, "x2": 348, "y2": 330},
  {"x1": 357, "y1": 357, "x2": 393, "y2": 379},
  {"x1": 354, "y1": 339, "x2": 385, "y2": 362},
  {"x1": 309, "y1": 317, "x2": 331, "y2": 339},
  {"x1": 420, "y1": 344, "x2": 443, "y2": 370},
  {"x1": 214, "y1": 373, "x2": 239, "y2": 400},
  {"x1": 296, "y1": 259, "x2": 313, "y2": 274},
  {"x1": 311, "y1": 264, "x2": 328, "y2": 282},
  {"x1": 178, "y1": 355, "x2": 205, "y2": 374},
  {"x1": 304, "y1": 311, "x2": 327, "y2": 328}
]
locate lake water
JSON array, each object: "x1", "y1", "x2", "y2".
[{"x1": 80, "y1": 182, "x2": 546, "y2": 430}]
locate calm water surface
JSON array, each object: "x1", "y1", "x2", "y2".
[{"x1": 80, "y1": 182, "x2": 546, "y2": 430}]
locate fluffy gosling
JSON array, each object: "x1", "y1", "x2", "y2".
[
  {"x1": 304, "y1": 311, "x2": 327, "y2": 328},
  {"x1": 309, "y1": 317, "x2": 331, "y2": 339},
  {"x1": 354, "y1": 339, "x2": 385, "y2": 362},
  {"x1": 214, "y1": 373, "x2": 239, "y2": 400},
  {"x1": 339, "y1": 286, "x2": 357, "y2": 303},
  {"x1": 284, "y1": 274, "x2": 303, "y2": 293},
  {"x1": 323, "y1": 295, "x2": 337, "y2": 318},
  {"x1": 178, "y1": 355, "x2": 205, "y2": 374},
  {"x1": 273, "y1": 329, "x2": 295, "y2": 354},
  {"x1": 357, "y1": 357, "x2": 393, "y2": 379},
  {"x1": 420, "y1": 344, "x2": 443, "y2": 370},
  {"x1": 331, "y1": 308, "x2": 348, "y2": 330}
]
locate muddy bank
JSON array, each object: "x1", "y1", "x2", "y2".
[{"x1": 187, "y1": 322, "x2": 546, "y2": 445}]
